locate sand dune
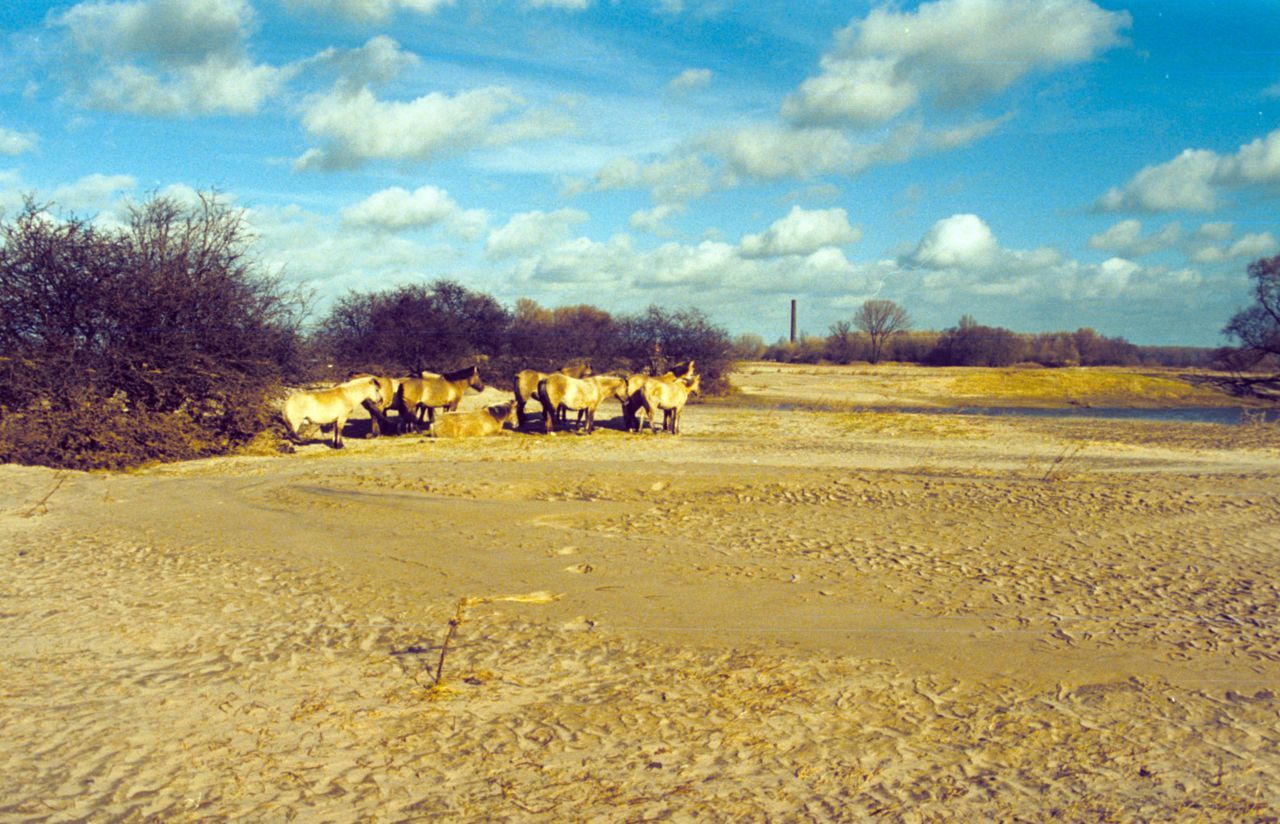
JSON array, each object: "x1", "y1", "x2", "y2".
[{"x1": 3, "y1": 365, "x2": 1279, "y2": 820}]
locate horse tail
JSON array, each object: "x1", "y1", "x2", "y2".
[
  {"x1": 537, "y1": 378, "x2": 556, "y2": 432},
  {"x1": 281, "y1": 396, "x2": 305, "y2": 443}
]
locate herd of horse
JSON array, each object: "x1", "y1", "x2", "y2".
[{"x1": 281, "y1": 361, "x2": 700, "y2": 448}]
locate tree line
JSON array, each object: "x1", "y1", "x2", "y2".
[
  {"x1": 743, "y1": 302, "x2": 1224, "y2": 370},
  {"x1": 1, "y1": 193, "x2": 1276, "y2": 469}
]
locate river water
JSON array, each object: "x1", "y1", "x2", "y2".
[{"x1": 881, "y1": 405, "x2": 1279, "y2": 425}]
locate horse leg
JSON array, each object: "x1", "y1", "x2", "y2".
[{"x1": 333, "y1": 414, "x2": 347, "y2": 448}]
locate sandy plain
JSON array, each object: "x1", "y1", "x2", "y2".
[{"x1": 3, "y1": 362, "x2": 1279, "y2": 821}]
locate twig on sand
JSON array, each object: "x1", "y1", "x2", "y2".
[
  {"x1": 1041, "y1": 443, "x2": 1085, "y2": 483},
  {"x1": 427, "y1": 591, "x2": 561, "y2": 689},
  {"x1": 21, "y1": 472, "x2": 67, "y2": 518}
]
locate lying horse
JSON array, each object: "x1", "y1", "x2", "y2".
[
  {"x1": 623, "y1": 360, "x2": 697, "y2": 433},
  {"x1": 394, "y1": 365, "x2": 485, "y2": 431},
  {"x1": 429, "y1": 402, "x2": 516, "y2": 438},
  {"x1": 537, "y1": 374, "x2": 628, "y2": 434},
  {"x1": 638, "y1": 373, "x2": 700, "y2": 434},
  {"x1": 513, "y1": 360, "x2": 592, "y2": 429},
  {"x1": 282, "y1": 376, "x2": 383, "y2": 449}
]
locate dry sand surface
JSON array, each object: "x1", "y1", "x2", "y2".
[{"x1": 4, "y1": 363, "x2": 1280, "y2": 821}]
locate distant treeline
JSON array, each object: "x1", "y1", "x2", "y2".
[
  {"x1": 741, "y1": 315, "x2": 1220, "y2": 369},
  {"x1": 312, "y1": 285, "x2": 735, "y2": 394}
]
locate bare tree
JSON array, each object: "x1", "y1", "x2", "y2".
[
  {"x1": 853, "y1": 299, "x2": 910, "y2": 364},
  {"x1": 1221, "y1": 254, "x2": 1280, "y2": 395}
]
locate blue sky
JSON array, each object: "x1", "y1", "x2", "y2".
[{"x1": 2, "y1": 0, "x2": 1279, "y2": 346}]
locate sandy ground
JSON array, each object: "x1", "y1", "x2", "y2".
[{"x1": 3, "y1": 363, "x2": 1280, "y2": 821}]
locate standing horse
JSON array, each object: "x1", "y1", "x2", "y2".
[
  {"x1": 394, "y1": 365, "x2": 485, "y2": 431},
  {"x1": 349, "y1": 373, "x2": 403, "y2": 438},
  {"x1": 513, "y1": 360, "x2": 592, "y2": 429},
  {"x1": 537, "y1": 374, "x2": 628, "y2": 434},
  {"x1": 282, "y1": 376, "x2": 383, "y2": 449},
  {"x1": 638, "y1": 373, "x2": 700, "y2": 434},
  {"x1": 622, "y1": 360, "x2": 697, "y2": 433}
]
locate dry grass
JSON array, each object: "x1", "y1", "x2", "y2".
[{"x1": 947, "y1": 368, "x2": 1226, "y2": 407}]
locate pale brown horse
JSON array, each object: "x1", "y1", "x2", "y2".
[
  {"x1": 513, "y1": 360, "x2": 592, "y2": 429},
  {"x1": 536, "y1": 374, "x2": 628, "y2": 434},
  {"x1": 638, "y1": 373, "x2": 700, "y2": 434},
  {"x1": 282, "y1": 376, "x2": 383, "y2": 449},
  {"x1": 393, "y1": 365, "x2": 485, "y2": 431},
  {"x1": 623, "y1": 360, "x2": 697, "y2": 433},
  {"x1": 349, "y1": 373, "x2": 403, "y2": 437},
  {"x1": 429, "y1": 402, "x2": 517, "y2": 438}
]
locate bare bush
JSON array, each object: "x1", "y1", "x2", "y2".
[{"x1": 0, "y1": 194, "x2": 306, "y2": 468}]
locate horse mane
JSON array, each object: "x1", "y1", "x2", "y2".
[{"x1": 440, "y1": 364, "x2": 479, "y2": 382}]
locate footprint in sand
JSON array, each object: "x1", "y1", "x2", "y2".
[{"x1": 565, "y1": 563, "x2": 595, "y2": 574}]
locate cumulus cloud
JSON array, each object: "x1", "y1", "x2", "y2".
[
  {"x1": 304, "y1": 36, "x2": 421, "y2": 90},
  {"x1": 1099, "y1": 128, "x2": 1280, "y2": 212},
  {"x1": 589, "y1": 152, "x2": 716, "y2": 204},
  {"x1": 340, "y1": 185, "x2": 487, "y2": 238},
  {"x1": 1087, "y1": 219, "x2": 1182, "y2": 257},
  {"x1": 711, "y1": 124, "x2": 859, "y2": 181},
  {"x1": 630, "y1": 203, "x2": 684, "y2": 236},
  {"x1": 525, "y1": 0, "x2": 590, "y2": 9},
  {"x1": 53, "y1": 0, "x2": 287, "y2": 116},
  {"x1": 906, "y1": 213, "x2": 1000, "y2": 269},
  {"x1": 740, "y1": 206, "x2": 861, "y2": 258},
  {"x1": 296, "y1": 86, "x2": 522, "y2": 170},
  {"x1": 1190, "y1": 231, "x2": 1278, "y2": 264},
  {"x1": 668, "y1": 68, "x2": 712, "y2": 93},
  {"x1": 283, "y1": 0, "x2": 455, "y2": 22},
  {"x1": 50, "y1": 173, "x2": 137, "y2": 212},
  {"x1": 486, "y1": 209, "x2": 590, "y2": 259},
  {"x1": 0, "y1": 127, "x2": 36, "y2": 156},
  {"x1": 783, "y1": 0, "x2": 1129, "y2": 128}
]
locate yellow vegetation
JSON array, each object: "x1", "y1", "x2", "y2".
[{"x1": 947, "y1": 368, "x2": 1223, "y2": 407}]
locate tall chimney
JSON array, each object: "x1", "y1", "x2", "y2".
[{"x1": 790, "y1": 299, "x2": 797, "y2": 343}]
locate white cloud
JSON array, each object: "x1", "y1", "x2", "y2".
[
  {"x1": 51, "y1": 173, "x2": 137, "y2": 212},
  {"x1": 784, "y1": 0, "x2": 1129, "y2": 128},
  {"x1": 341, "y1": 185, "x2": 487, "y2": 239},
  {"x1": 1100, "y1": 128, "x2": 1280, "y2": 213},
  {"x1": 0, "y1": 127, "x2": 36, "y2": 156},
  {"x1": 525, "y1": 0, "x2": 590, "y2": 9},
  {"x1": 1190, "y1": 231, "x2": 1278, "y2": 264},
  {"x1": 782, "y1": 57, "x2": 917, "y2": 128},
  {"x1": 486, "y1": 209, "x2": 590, "y2": 259},
  {"x1": 589, "y1": 152, "x2": 716, "y2": 204},
  {"x1": 284, "y1": 0, "x2": 455, "y2": 22},
  {"x1": 305, "y1": 36, "x2": 421, "y2": 90},
  {"x1": 249, "y1": 204, "x2": 462, "y2": 296},
  {"x1": 906, "y1": 213, "x2": 999, "y2": 269},
  {"x1": 296, "y1": 86, "x2": 522, "y2": 170},
  {"x1": 668, "y1": 68, "x2": 712, "y2": 93},
  {"x1": 630, "y1": 203, "x2": 684, "y2": 236},
  {"x1": 740, "y1": 205, "x2": 861, "y2": 258},
  {"x1": 1087, "y1": 219, "x2": 1181, "y2": 257},
  {"x1": 53, "y1": 0, "x2": 287, "y2": 116},
  {"x1": 1194, "y1": 222, "x2": 1233, "y2": 242},
  {"x1": 711, "y1": 124, "x2": 858, "y2": 180}
]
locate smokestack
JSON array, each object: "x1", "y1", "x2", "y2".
[{"x1": 790, "y1": 299, "x2": 797, "y2": 343}]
